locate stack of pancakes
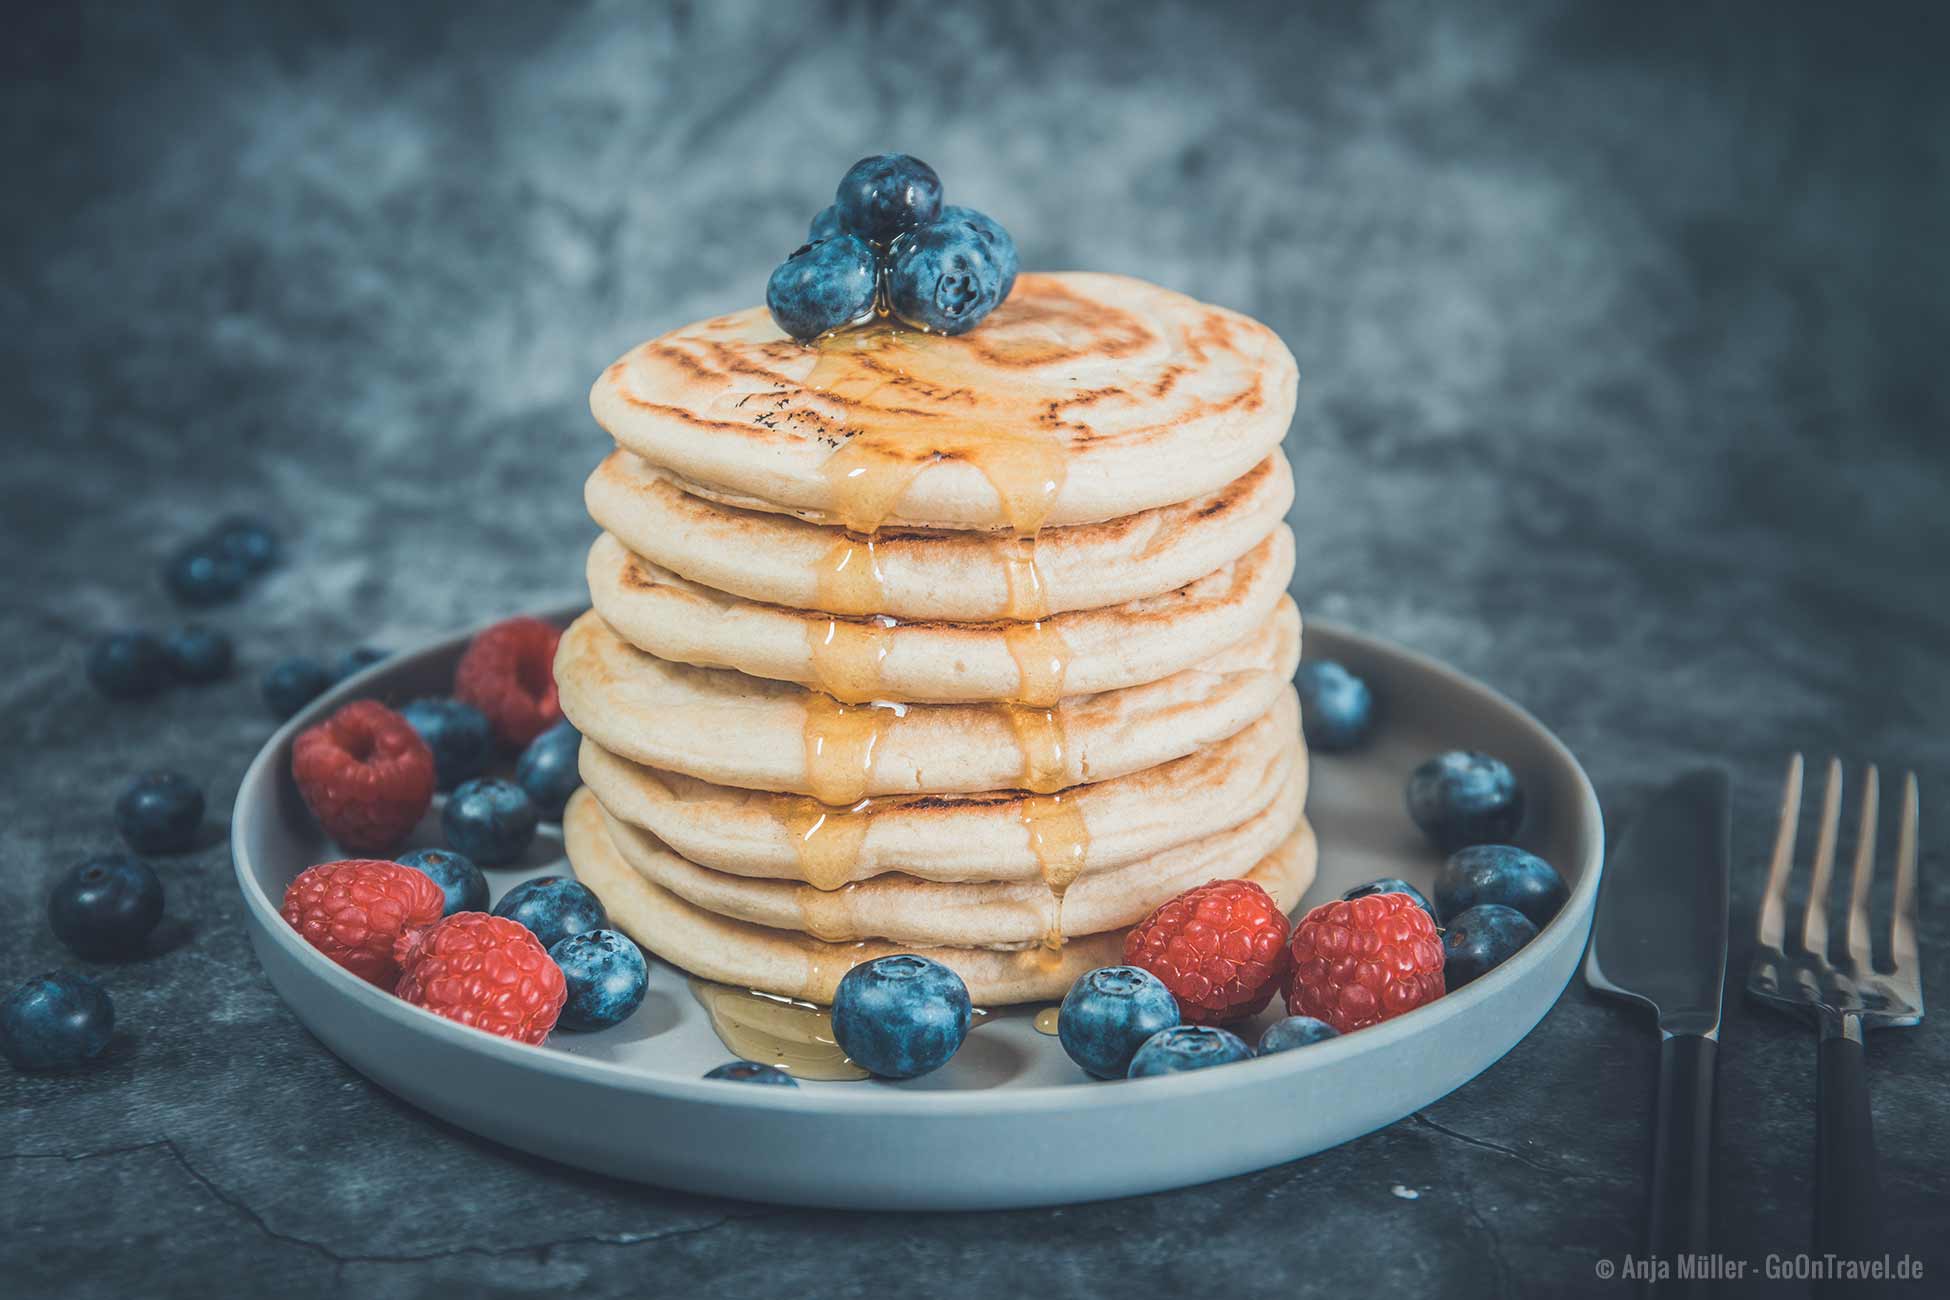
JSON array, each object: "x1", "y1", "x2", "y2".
[{"x1": 559, "y1": 272, "x2": 1316, "y2": 1006}]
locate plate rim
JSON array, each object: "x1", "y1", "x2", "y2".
[{"x1": 232, "y1": 605, "x2": 1604, "y2": 1117}]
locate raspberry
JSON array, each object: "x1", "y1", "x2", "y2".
[
  {"x1": 1285, "y1": 892, "x2": 1446, "y2": 1034},
  {"x1": 291, "y1": 700, "x2": 436, "y2": 854},
  {"x1": 1122, "y1": 878, "x2": 1291, "y2": 1025},
  {"x1": 453, "y1": 617, "x2": 562, "y2": 750},
  {"x1": 393, "y1": 912, "x2": 566, "y2": 1045},
  {"x1": 281, "y1": 859, "x2": 445, "y2": 986}
]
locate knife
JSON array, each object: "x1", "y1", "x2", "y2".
[{"x1": 1585, "y1": 768, "x2": 1731, "y2": 1285}]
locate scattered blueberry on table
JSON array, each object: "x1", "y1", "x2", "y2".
[
  {"x1": 161, "y1": 538, "x2": 247, "y2": 607},
  {"x1": 705, "y1": 1061, "x2": 798, "y2": 1087},
  {"x1": 1295, "y1": 660, "x2": 1373, "y2": 752},
  {"x1": 1257, "y1": 1015, "x2": 1340, "y2": 1055},
  {"x1": 1057, "y1": 965, "x2": 1181, "y2": 1080},
  {"x1": 445, "y1": 777, "x2": 540, "y2": 867},
  {"x1": 87, "y1": 630, "x2": 171, "y2": 699},
  {"x1": 398, "y1": 697, "x2": 493, "y2": 790},
  {"x1": 332, "y1": 646, "x2": 389, "y2": 682},
  {"x1": 1406, "y1": 750, "x2": 1525, "y2": 852},
  {"x1": 516, "y1": 720, "x2": 583, "y2": 821},
  {"x1": 208, "y1": 514, "x2": 280, "y2": 575},
  {"x1": 549, "y1": 929, "x2": 649, "y2": 1032},
  {"x1": 262, "y1": 656, "x2": 331, "y2": 720},
  {"x1": 48, "y1": 857, "x2": 165, "y2": 959},
  {"x1": 1, "y1": 972, "x2": 115, "y2": 1073},
  {"x1": 1342, "y1": 876, "x2": 1438, "y2": 927},
  {"x1": 831, "y1": 954, "x2": 972, "y2": 1080},
  {"x1": 163, "y1": 624, "x2": 233, "y2": 684},
  {"x1": 1435, "y1": 844, "x2": 1567, "y2": 927},
  {"x1": 113, "y1": 771, "x2": 204, "y2": 854},
  {"x1": 493, "y1": 876, "x2": 608, "y2": 950},
  {"x1": 395, "y1": 847, "x2": 489, "y2": 916},
  {"x1": 1126, "y1": 1024, "x2": 1254, "y2": 1077},
  {"x1": 1441, "y1": 903, "x2": 1540, "y2": 990}
]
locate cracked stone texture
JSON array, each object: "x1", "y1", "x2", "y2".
[{"x1": 3, "y1": 1, "x2": 1947, "y2": 1296}]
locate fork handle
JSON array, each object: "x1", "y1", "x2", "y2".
[
  {"x1": 1647, "y1": 1032, "x2": 1716, "y2": 1281},
  {"x1": 1817, "y1": 1031, "x2": 1880, "y2": 1284}
]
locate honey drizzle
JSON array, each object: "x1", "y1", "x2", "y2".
[
  {"x1": 1033, "y1": 1006, "x2": 1062, "y2": 1036},
  {"x1": 687, "y1": 976, "x2": 869, "y2": 1081},
  {"x1": 792, "y1": 325, "x2": 1091, "y2": 952}
]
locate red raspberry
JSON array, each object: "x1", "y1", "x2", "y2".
[
  {"x1": 453, "y1": 617, "x2": 562, "y2": 750},
  {"x1": 1122, "y1": 878, "x2": 1292, "y2": 1024},
  {"x1": 1285, "y1": 892, "x2": 1446, "y2": 1034},
  {"x1": 291, "y1": 700, "x2": 436, "y2": 854},
  {"x1": 280, "y1": 859, "x2": 446, "y2": 986},
  {"x1": 393, "y1": 913, "x2": 566, "y2": 1045}
]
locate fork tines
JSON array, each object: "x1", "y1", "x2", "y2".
[{"x1": 1747, "y1": 754, "x2": 1923, "y2": 1031}]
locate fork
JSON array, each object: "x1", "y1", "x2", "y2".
[{"x1": 1746, "y1": 755, "x2": 1922, "y2": 1273}]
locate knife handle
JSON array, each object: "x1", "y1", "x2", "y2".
[
  {"x1": 1647, "y1": 1033, "x2": 1716, "y2": 1282},
  {"x1": 1816, "y1": 1032, "x2": 1880, "y2": 1290}
]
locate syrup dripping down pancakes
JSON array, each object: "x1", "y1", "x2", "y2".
[{"x1": 559, "y1": 272, "x2": 1312, "y2": 1007}]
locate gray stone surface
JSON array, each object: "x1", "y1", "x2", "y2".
[{"x1": 3, "y1": 1, "x2": 1946, "y2": 1295}]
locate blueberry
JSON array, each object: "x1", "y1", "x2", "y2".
[
  {"x1": 398, "y1": 698, "x2": 493, "y2": 790},
  {"x1": 766, "y1": 235, "x2": 878, "y2": 342},
  {"x1": 549, "y1": 929, "x2": 649, "y2": 1031},
  {"x1": 1057, "y1": 965, "x2": 1180, "y2": 1080},
  {"x1": 1343, "y1": 877, "x2": 1438, "y2": 928},
  {"x1": 446, "y1": 778, "x2": 540, "y2": 867},
  {"x1": 1, "y1": 972, "x2": 114, "y2": 1072},
  {"x1": 886, "y1": 219, "x2": 1007, "y2": 336},
  {"x1": 1295, "y1": 660, "x2": 1373, "y2": 752},
  {"x1": 161, "y1": 539, "x2": 247, "y2": 606},
  {"x1": 262, "y1": 656, "x2": 331, "y2": 720},
  {"x1": 1435, "y1": 844, "x2": 1567, "y2": 927},
  {"x1": 833, "y1": 153, "x2": 942, "y2": 244},
  {"x1": 48, "y1": 857, "x2": 164, "y2": 959},
  {"x1": 1406, "y1": 750, "x2": 1525, "y2": 852},
  {"x1": 1441, "y1": 903, "x2": 1539, "y2": 990},
  {"x1": 210, "y1": 514, "x2": 280, "y2": 574},
  {"x1": 830, "y1": 954, "x2": 971, "y2": 1080},
  {"x1": 113, "y1": 771, "x2": 204, "y2": 854},
  {"x1": 396, "y1": 847, "x2": 488, "y2": 916},
  {"x1": 939, "y1": 205, "x2": 1018, "y2": 301},
  {"x1": 332, "y1": 646, "x2": 388, "y2": 682},
  {"x1": 808, "y1": 204, "x2": 843, "y2": 242},
  {"x1": 492, "y1": 876, "x2": 607, "y2": 950},
  {"x1": 1126, "y1": 1024, "x2": 1255, "y2": 1077},
  {"x1": 704, "y1": 1061, "x2": 798, "y2": 1087},
  {"x1": 86, "y1": 631, "x2": 171, "y2": 699},
  {"x1": 1258, "y1": 1016, "x2": 1340, "y2": 1055},
  {"x1": 163, "y1": 625, "x2": 233, "y2": 684},
  {"x1": 516, "y1": 720, "x2": 582, "y2": 821}
]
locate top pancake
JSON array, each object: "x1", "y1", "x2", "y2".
[{"x1": 589, "y1": 272, "x2": 1299, "y2": 532}]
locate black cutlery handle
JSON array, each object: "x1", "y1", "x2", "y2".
[
  {"x1": 1816, "y1": 1033, "x2": 1880, "y2": 1292},
  {"x1": 1647, "y1": 1032, "x2": 1716, "y2": 1289}
]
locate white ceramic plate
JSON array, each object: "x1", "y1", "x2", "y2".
[{"x1": 232, "y1": 606, "x2": 1603, "y2": 1210}]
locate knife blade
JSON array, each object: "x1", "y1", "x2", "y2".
[
  {"x1": 1586, "y1": 768, "x2": 1731, "y2": 1292},
  {"x1": 1586, "y1": 767, "x2": 1731, "y2": 1036}
]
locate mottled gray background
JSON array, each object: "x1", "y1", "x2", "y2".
[{"x1": 3, "y1": 1, "x2": 1947, "y2": 1296}]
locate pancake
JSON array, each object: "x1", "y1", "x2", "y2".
[
  {"x1": 577, "y1": 688, "x2": 1304, "y2": 885},
  {"x1": 592, "y1": 763, "x2": 1304, "y2": 947},
  {"x1": 564, "y1": 787, "x2": 1319, "y2": 1005},
  {"x1": 584, "y1": 450, "x2": 1295, "y2": 621},
  {"x1": 589, "y1": 273, "x2": 1299, "y2": 532},
  {"x1": 554, "y1": 596, "x2": 1301, "y2": 801},
  {"x1": 586, "y1": 524, "x2": 1295, "y2": 704}
]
